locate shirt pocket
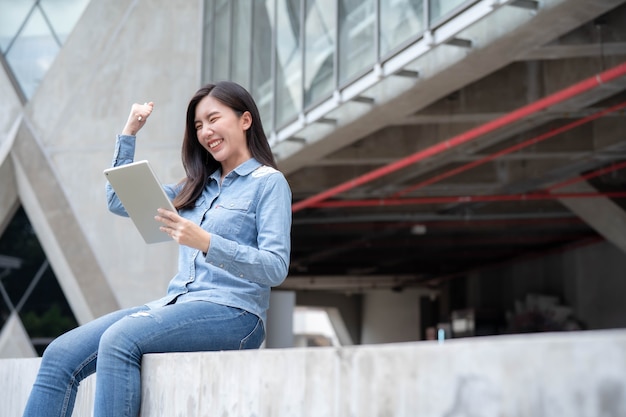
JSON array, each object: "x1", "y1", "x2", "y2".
[
  {"x1": 209, "y1": 199, "x2": 252, "y2": 237},
  {"x1": 180, "y1": 196, "x2": 207, "y2": 224}
]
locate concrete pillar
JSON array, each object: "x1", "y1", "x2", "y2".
[
  {"x1": 296, "y1": 291, "x2": 363, "y2": 345},
  {"x1": 265, "y1": 290, "x2": 295, "y2": 348},
  {"x1": 361, "y1": 288, "x2": 421, "y2": 344},
  {"x1": 0, "y1": 313, "x2": 37, "y2": 358},
  {"x1": 0, "y1": 155, "x2": 18, "y2": 234}
]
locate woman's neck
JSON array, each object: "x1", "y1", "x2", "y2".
[{"x1": 220, "y1": 156, "x2": 252, "y2": 182}]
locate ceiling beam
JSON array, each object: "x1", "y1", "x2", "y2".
[
  {"x1": 279, "y1": 275, "x2": 434, "y2": 292},
  {"x1": 520, "y1": 42, "x2": 626, "y2": 60},
  {"x1": 555, "y1": 180, "x2": 626, "y2": 255}
]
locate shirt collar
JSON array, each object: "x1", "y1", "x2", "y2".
[{"x1": 210, "y1": 158, "x2": 262, "y2": 181}]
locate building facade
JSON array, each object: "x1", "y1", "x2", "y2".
[{"x1": 1, "y1": 0, "x2": 626, "y2": 357}]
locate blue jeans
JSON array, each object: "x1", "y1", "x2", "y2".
[{"x1": 22, "y1": 301, "x2": 265, "y2": 417}]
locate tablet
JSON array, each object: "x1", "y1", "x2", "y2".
[{"x1": 104, "y1": 160, "x2": 176, "y2": 244}]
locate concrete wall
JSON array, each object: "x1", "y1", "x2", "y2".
[
  {"x1": 1, "y1": 0, "x2": 202, "y2": 328},
  {"x1": 25, "y1": 0, "x2": 200, "y2": 311},
  {"x1": 0, "y1": 41, "x2": 21, "y2": 235},
  {"x1": 361, "y1": 288, "x2": 422, "y2": 344},
  {"x1": 3, "y1": 329, "x2": 626, "y2": 416},
  {"x1": 469, "y1": 240, "x2": 626, "y2": 331},
  {"x1": 561, "y1": 241, "x2": 626, "y2": 329}
]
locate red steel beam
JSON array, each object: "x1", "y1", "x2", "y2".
[
  {"x1": 310, "y1": 192, "x2": 626, "y2": 208},
  {"x1": 391, "y1": 101, "x2": 626, "y2": 198},
  {"x1": 291, "y1": 61, "x2": 626, "y2": 213}
]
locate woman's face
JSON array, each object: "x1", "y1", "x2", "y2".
[{"x1": 194, "y1": 94, "x2": 252, "y2": 173}]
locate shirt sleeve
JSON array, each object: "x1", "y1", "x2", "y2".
[
  {"x1": 205, "y1": 172, "x2": 292, "y2": 287},
  {"x1": 105, "y1": 135, "x2": 136, "y2": 217}
]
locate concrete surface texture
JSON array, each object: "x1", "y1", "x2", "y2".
[
  {"x1": 0, "y1": 0, "x2": 201, "y2": 332},
  {"x1": 22, "y1": 0, "x2": 198, "y2": 312},
  {"x1": 3, "y1": 329, "x2": 625, "y2": 417}
]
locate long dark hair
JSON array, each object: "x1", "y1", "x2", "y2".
[{"x1": 173, "y1": 81, "x2": 277, "y2": 210}]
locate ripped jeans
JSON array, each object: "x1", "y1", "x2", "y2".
[{"x1": 21, "y1": 301, "x2": 265, "y2": 417}]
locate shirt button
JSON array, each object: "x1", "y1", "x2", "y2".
[
  {"x1": 239, "y1": 274, "x2": 244, "y2": 278},
  {"x1": 219, "y1": 264, "x2": 224, "y2": 268}
]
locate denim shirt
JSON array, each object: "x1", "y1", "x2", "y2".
[{"x1": 106, "y1": 135, "x2": 292, "y2": 325}]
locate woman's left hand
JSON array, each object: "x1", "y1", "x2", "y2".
[{"x1": 156, "y1": 208, "x2": 211, "y2": 252}]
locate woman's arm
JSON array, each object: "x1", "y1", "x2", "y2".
[
  {"x1": 205, "y1": 173, "x2": 292, "y2": 287},
  {"x1": 106, "y1": 135, "x2": 136, "y2": 216},
  {"x1": 155, "y1": 172, "x2": 292, "y2": 287},
  {"x1": 106, "y1": 103, "x2": 156, "y2": 216}
]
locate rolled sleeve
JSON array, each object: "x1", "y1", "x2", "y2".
[
  {"x1": 106, "y1": 135, "x2": 137, "y2": 216},
  {"x1": 205, "y1": 234, "x2": 238, "y2": 270},
  {"x1": 112, "y1": 135, "x2": 136, "y2": 165}
]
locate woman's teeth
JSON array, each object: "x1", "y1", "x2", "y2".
[{"x1": 209, "y1": 139, "x2": 223, "y2": 149}]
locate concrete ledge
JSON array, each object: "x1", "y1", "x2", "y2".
[{"x1": 3, "y1": 330, "x2": 626, "y2": 416}]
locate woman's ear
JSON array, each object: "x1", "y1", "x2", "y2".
[{"x1": 240, "y1": 111, "x2": 252, "y2": 131}]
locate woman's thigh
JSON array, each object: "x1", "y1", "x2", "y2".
[
  {"x1": 99, "y1": 302, "x2": 264, "y2": 355},
  {"x1": 40, "y1": 306, "x2": 147, "y2": 378}
]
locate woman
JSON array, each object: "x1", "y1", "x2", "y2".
[{"x1": 22, "y1": 81, "x2": 292, "y2": 417}]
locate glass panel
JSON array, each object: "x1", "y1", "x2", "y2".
[
  {"x1": 338, "y1": 0, "x2": 375, "y2": 84},
  {"x1": 251, "y1": 0, "x2": 274, "y2": 131},
  {"x1": 430, "y1": 0, "x2": 469, "y2": 24},
  {"x1": 0, "y1": 0, "x2": 36, "y2": 53},
  {"x1": 211, "y1": 0, "x2": 231, "y2": 82},
  {"x1": 5, "y1": 7, "x2": 59, "y2": 98},
  {"x1": 275, "y1": 0, "x2": 302, "y2": 128},
  {"x1": 19, "y1": 264, "x2": 78, "y2": 356},
  {"x1": 39, "y1": 0, "x2": 90, "y2": 43},
  {"x1": 380, "y1": 0, "x2": 423, "y2": 56},
  {"x1": 0, "y1": 207, "x2": 78, "y2": 356},
  {"x1": 201, "y1": 0, "x2": 214, "y2": 83},
  {"x1": 304, "y1": 0, "x2": 335, "y2": 108},
  {"x1": 0, "y1": 208, "x2": 43, "y2": 313},
  {"x1": 231, "y1": 1, "x2": 252, "y2": 88}
]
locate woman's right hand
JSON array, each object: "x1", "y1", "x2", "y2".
[{"x1": 122, "y1": 102, "x2": 154, "y2": 136}]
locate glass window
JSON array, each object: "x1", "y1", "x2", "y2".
[
  {"x1": 0, "y1": 0, "x2": 36, "y2": 53},
  {"x1": 380, "y1": 0, "x2": 424, "y2": 57},
  {"x1": 231, "y1": 1, "x2": 253, "y2": 89},
  {"x1": 212, "y1": 0, "x2": 231, "y2": 82},
  {"x1": 338, "y1": 0, "x2": 375, "y2": 84},
  {"x1": 251, "y1": 0, "x2": 274, "y2": 131},
  {"x1": 275, "y1": 0, "x2": 302, "y2": 128},
  {"x1": 1, "y1": 0, "x2": 93, "y2": 99},
  {"x1": 0, "y1": 207, "x2": 78, "y2": 356},
  {"x1": 430, "y1": 0, "x2": 470, "y2": 24},
  {"x1": 201, "y1": 0, "x2": 214, "y2": 83},
  {"x1": 5, "y1": 7, "x2": 59, "y2": 98},
  {"x1": 39, "y1": 0, "x2": 90, "y2": 43},
  {"x1": 304, "y1": 0, "x2": 335, "y2": 108}
]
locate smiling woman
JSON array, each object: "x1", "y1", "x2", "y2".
[
  {"x1": 193, "y1": 95, "x2": 252, "y2": 177},
  {"x1": 21, "y1": 81, "x2": 292, "y2": 417}
]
